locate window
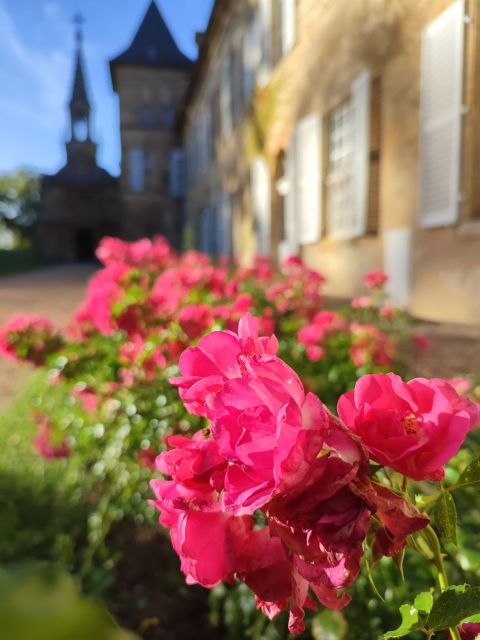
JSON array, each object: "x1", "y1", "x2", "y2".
[
  {"x1": 326, "y1": 70, "x2": 371, "y2": 240},
  {"x1": 128, "y1": 149, "x2": 145, "y2": 192},
  {"x1": 220, "y1": 56, "x2": 232, "y2": 136},
  {"x1": 200, "y1": 206, "x2": 219, "y2": 255},
  {"x1": 169, "y1": 149, "x2": 185, "y2": 197},
  {"x1": 159, "y1": 106, "x2": 175, "y2": 128},
  {"x1": 232, "y1": 42, "x2": 244, "y2": 124},
  {"x1": 243, "y1": 11, "x2": 261, "y2": 99},
  {"x1": 73, "y1": 117, "x2": 88, "y2": 141},
  {"x1": 326, "y1": 101, "x2": 355, "y2": 239},
  {"x1": 367, "y1": 77, "x2": 382, "y2": 234},
  {"x1": 144, "y1": 152, "x2": 155, "y2": 191},
  {"x1": 219, "y1": 194, "x2": 233, "y2": 257},
  {"x1": 199, "y1": 197, "x2": 232, "y2": 257},
  {"x1": 419, "y1": 1, "x2": 465, "y2": 228},
  {"x1": 139, "y1": 106, "x2": 155, "y2": 127},
  {"x1": 128, "y1": 149, "x2": 155, "y2": 193}
]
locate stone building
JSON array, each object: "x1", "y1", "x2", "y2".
[
  {"x1": 109, "y1": 1, "x2": 193, "y2": 248},
  {"x1": 183, "y1": 0, "x2": 480, "y2": 325},
  {"x1": 38, "y1": 22, "x2": 120, "y2": 261}
]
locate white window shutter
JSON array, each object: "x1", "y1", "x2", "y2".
[
  {"x1": 128, "y1": 149, "x2": 144, "y2": 192},
  {"x1": 258, "y1": 0, "x2": 272, "y2": 86},
  {"x1": 278, "y1": 144, "x2": 298, "y2": 259},
  {"x1": 295, "y1": 114, "x2": 322, "y2": 244},
  {"x1": 281, "y1": 0, "x2": 296, "y2": 55},
  {"x1": 244, "y1": 13, "x2": 261, "y2": 98},
  {"x1": 419, "y1": 0, "x2": 465, "y2": 228},
  {"x1": 251, "y1": 157, "x2": 271, "y2": 255},
  {"x1": 351, "y1": 69, "x2": 371, "y2": 237}
]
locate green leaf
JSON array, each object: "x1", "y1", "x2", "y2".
[
  {"x1": 455, "y1": 456, "x2": 480, "y2": 489},
  {"x1": 462, "y1": 613, "x2": 480, "y2": 624},
  {"x1": 414, "y1": 592, "x2": 434, "y2": 615},
  {"x1": 426, "y1": 585, "x2": 480, "y2": 632},
  {"x1": 384, "y1": 604, "x2": 420, "y2": 639},
  {"x1": 434, "y1": 492, "x2": 458, "y2": 546}
]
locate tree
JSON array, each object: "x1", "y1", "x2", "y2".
[{"x1": 0, "y1": 170, "x2": 40, "y2": 246}]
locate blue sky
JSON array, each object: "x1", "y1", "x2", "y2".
[{"x1": 0, "y1": 0, "x2": 213, "y2": 177}]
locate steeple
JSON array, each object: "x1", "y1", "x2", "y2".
[
  {"x1": 69, "y1": 14, "x2": 92, "y2": 142},
  {"x1": 63, "y1": 15, "x2": 99, "y2": 176}
]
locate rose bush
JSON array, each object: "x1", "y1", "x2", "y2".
[{"x1": 152, "y1": 313, "x2": 478, "y2": 636}]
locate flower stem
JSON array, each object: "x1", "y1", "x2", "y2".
[{"x1": 422, "y1": 526, "x2": 461, "y2": 640}]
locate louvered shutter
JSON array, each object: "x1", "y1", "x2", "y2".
[
  {"x1": 244, "y1": 13, "x2": 260, "y2": 98},
  {"x1": 281, "y1": 0, "x2": 296, "y2": 55},
  {"x1": 352, "y1": 69, "x2": 371, "y2": 237},
  {"x1": 295, "y1": 114, "x2": 322, "y2": 244},
  {"x1": 278, "y1": 144, "x2": 298, "y2": 259},
  {"x1": 251, "y1": 157, "x2": 271, "y2": 256},
  {"x1": 420, "y1": 1, "x2": 465, "y2": 227},
  {"x1": 258, "y1": 0, "x2": 272, "y2": 86}
]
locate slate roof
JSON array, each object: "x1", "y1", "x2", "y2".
[
  {"x1": 45, "y1": 163, "x2": 117, "y2": 186},
  {"x1": 110, "y1": 1, "x2": 193, "y2": 71}
]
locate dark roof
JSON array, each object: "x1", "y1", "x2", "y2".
[
  {"x1": 110, "y1": 1, "x2": 193, "y2": 71},
  {"x1": 45, "y1": 163, "x2": 117, "y2": 187},
  {"x1": 69, "y1": 50, "x2": 90, "y2": 109}
]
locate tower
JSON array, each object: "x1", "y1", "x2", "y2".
[
  {"x1": 38, "y1": 17, "x2": 120, "y2": 261},
  {"x1": 109, "y1": 1, "x2": 193, "y2": 247}
]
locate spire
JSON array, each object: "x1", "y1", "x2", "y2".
[{"x1": 68, "y1": 14, "x2": 93, "y2": 144}]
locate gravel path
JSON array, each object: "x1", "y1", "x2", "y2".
[{"x1": 0, "y1": 264, "x2": 96, "y2": 413}]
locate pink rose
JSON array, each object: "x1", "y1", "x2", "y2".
[
  {"x1": 170, "y1": 313, "x2": 278, "y2": 417},
  {"x1": 349, "y1": 323, "x2": 394, "y2": 368},
  {"x1": 413, "y1": 335, "x2": 430, "y2": 353},
  {"x1": 298, "y1": 312, "x2": 347, "y2": 362},
  {"x1": 338, "y1": 373, "x2": 479, "y2": 480},
  {"x1": 137, "y1": 447, "x2": 158, "y2": 470},
  {"x1": 351, "y1": 296, "x2": 372, "y2": 309},
  {"x1": 157, "y1": 316, "x2": 430, "y2": 634},
  {"x1": 178, "y1": 304, "x2": 214, "y2": 340},
  {"x1": 0, "y1": 314, "x2": 61, "y2": 365},
  {"x1": 71, "y1": 388, "x2": 100, "y2": 413},
  {"x1": 33, "y1": 415, "x2": 70, "y2": 460},
  {"x1": 74, "y1": 263, "x2": 131, "y2": 335},
  {"x1": 363, "y1": 271, "x2": 389, "y2": 289}
]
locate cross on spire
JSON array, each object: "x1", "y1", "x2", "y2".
[{"x1": 73, "y1": 12, "x2": 85, "y2": 47}]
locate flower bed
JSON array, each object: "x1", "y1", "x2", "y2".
[{"x1": 1, "y1": 236, "x2": 479, "y2": 639}]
